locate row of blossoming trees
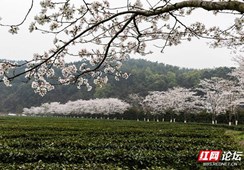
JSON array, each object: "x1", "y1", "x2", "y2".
[
  {"x1": 139, "y1": 57, "x2": 244, "y2": 125},
  {"x1": 22, "y1": 57, "x2": 244, "y2": 125},
  {"x1": 23, "y1": 98, "x2": 131, "y2": 119},
  {"x1": 22, "y1": 78, "x2": 243, "y2": 125},
  {"x1": 140, "y1": 79, "x2": 242, "y2": 126}
]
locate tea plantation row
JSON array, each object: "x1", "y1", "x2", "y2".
[{"x1": 0, "y1": 117, "x2": 242, "y2": 169}]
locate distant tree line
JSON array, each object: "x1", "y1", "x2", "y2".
[{"x1": 23, "y1": 98, "x2": 130, "y2": 119}]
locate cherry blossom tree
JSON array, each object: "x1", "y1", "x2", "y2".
[
  {"x1": 23, "y1": 102, "x2": 70, "y2": 116},
  {"x1": 93, "y1": 98, "x2": 131, "y2": 119},
  {"x1": 223, "y1": 94, "x2": 243, "y2": 126},
  {"x1": 22, "y1": 98, "x2": 130, "y2": 118},
  {"x1": 162, "y1": 87, "x2": 186, "y2": 123},
  {"x1": 0, "y1": 0, "x2": 243, "y2": 95},
  {"x1": 224, "y1": 66, "x2": 244, "y2": 125},
  {"x1": 198, "y1": 76, "x2": 244, "y2": 125},
  {"x1": 198, "y1": 77, "x2": 229, "y2": 124},
  {"x1": 164, "y1": 87, "x2": 201, "y2": 123},
  {"x1": 143, "y1": 90, "x2": 174, "y2": 122},
  {"x1": 143, "y1": 87, "x2": 199, "y2": 123},
  {"x1": 231, "y1": 56, "x2": 244, "y2": 87},
  {"x1": 171, "y1": 87, "x2": 200, "y2": 123},
  {"x1": 142, "y1": 91, "x2": 166, "y2": 122}
]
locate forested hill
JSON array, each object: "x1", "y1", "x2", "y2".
[{"x1": 0, "y1": 59, "x2": 233, "y2": 113}]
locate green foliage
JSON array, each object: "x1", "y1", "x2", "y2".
[{"x1": 0, "y1": 117, "x2": 242, "y2": 169}]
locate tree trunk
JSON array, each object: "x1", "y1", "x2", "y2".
[
  {"x1": 234, "y1": 113, "x2": 238, "y2": 126},
  {"x1": 184, "y1": 112, "x2": 187, "y2": 124},
  {"x1": 229, "y1": 113, "x2": 232, "y2": 125},
  {"x1": 235, "y1": 120, "x2": 238, "y2": 126},
  {"x1": 212, "y1": 113, "x2": 216, "y2": 124}
]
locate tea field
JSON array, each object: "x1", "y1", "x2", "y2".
[{"x1": 0, "y1": 117, "x2": 243, "y2": 169}]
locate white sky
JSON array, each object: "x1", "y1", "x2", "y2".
[{"x1": 0, "y1": 0, "x2": 239, "y2": 69}]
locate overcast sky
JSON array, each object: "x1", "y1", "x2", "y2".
[{"x1": 0, "y1": 0, "x2": 239, "y2": 69}]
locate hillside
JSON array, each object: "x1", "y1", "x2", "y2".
[{"x1": 0, "y1": 59, "x2": 233, "y2": 113}]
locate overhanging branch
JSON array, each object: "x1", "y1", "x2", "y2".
[{"x1": 1, "y1": 0, "x2": 244, "y2": 88}]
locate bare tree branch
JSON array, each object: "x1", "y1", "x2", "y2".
[{"x1": 0, "y1": 0, "x2": 34, "y2": 27}]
